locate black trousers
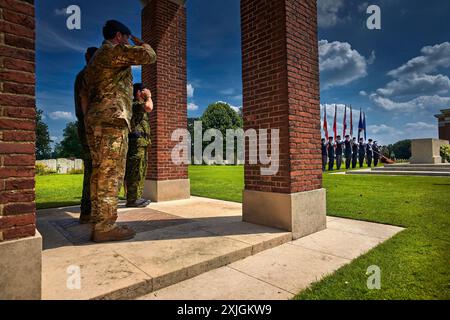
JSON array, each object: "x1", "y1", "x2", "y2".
[
  {"x1": 374, "y1": 156, "x2": 379, "y2": 167},
  {"x1": 359, "y1": 155, "x2": 365, "y2": 168},
  {"x1": 345, "y1": 156, "x2": 351, "y2": 169},
  {"x1": 367, "y1": 156, "x2": 373, "y2": 167},
  {"x1": 322, "y1": 155, "x2": 327, "y2": 172},
  {"x1": 352, "y1": 155, "x2": 358, "y2": 168},
  {"x1": 336, "y1": 155, "x2": 342, "y2": 170},
  {"x1": 328, "y1": 156, "x2": 335, "y2": 171}
]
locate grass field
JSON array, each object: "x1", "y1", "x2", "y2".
[{"x1": 36, "y1": 166, "x2": 450, "y2": 299}]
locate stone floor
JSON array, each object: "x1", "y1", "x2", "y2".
[{"x1": 37, "y1": 197, "x2": 404, "y2": 300}]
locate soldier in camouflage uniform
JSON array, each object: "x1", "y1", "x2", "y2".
[
  {"x1": 74, "y1": 47, "x2": 98, "y2": 224},
  {"x1": 125, "y1": 83, "x2": 153, "y2": 208},
  {"x1": 84, "y1": 20, "x2": 156, "y2": 242}
]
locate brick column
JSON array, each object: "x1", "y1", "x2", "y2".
[
  {"x1": 0, "y1": 0, "x2": 42, "y2": 299},
  {"x1": 241, "y1": 0, "x2": 326, "y2": 239},
  {"x1": 435, "y1": 109, "x2": 450, "y2": 142},
  {"x1": 141, "y1": 0, "x2": 190, "y2": 202}
]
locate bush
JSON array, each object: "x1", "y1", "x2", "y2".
[
  {"x1": 440, "y1": 144, "x2": 450, "y2": 163},
  {"x1": 68, "y1": 168, "x2": 84, "y2": 175},
  {"x1": 35, "y1": 163, "x2": 56, "y2": 176}
]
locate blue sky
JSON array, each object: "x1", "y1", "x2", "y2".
[{"x1": 36, "y1": 0, "x2": 450, "y2": 146}]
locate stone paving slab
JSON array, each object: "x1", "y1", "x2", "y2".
[
  {"x1": 39, "y1": 197, "x2": 404, "y2": 300},
  {"x1": 39, "y1": 197, "x2": 292, "y2": 300},
  {"x1": 141, "y1": 266, "x2": 292, "y2": 300},
  {"x1": 140, "y1": 216, "x2": 404, "y2": 300}
]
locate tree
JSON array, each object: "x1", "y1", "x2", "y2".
[
  {"x1": 35, "y1": 109, "x2": 53, "y2": 160},
  {"x1": 391, "y1": 139, "x2": 411, "y2": 160},
  {"x1": 54, "y1": 121, "x2": 83, "y2": 159},
  {"x1": 201, "y1": 102, "x2": 243, "y2": 134},
  {"x1": 200, "y1": 102, "x2": 243, "y2": 163}
]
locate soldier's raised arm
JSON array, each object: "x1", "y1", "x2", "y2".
[{"x1": 110, "y1": 43, "x2": 157, "y2": 67}]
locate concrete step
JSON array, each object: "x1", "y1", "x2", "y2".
[
  {"x1": 39, "y1": 197, "x2": 293, "y2": 300},
  {"x1": 347, "y1": 169, "x2": 450, "y2": 177},
  {"x1": 373, "y1": 166, "x2": 450, "y2": 172},
  {"x1": 384, "y1": 164, "x2": 450, "y2": 170}
]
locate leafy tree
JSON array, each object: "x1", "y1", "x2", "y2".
[
  {"x1": 200, "y1": 102, "x2": 243, "y2": 163},
  {"x1": 54, "y1": 121, "x2": 83, "y2": 159},
  {"x1": 391, "y1": 139, "x2": 411, "y2": 160},
  {"x1": 201, "y1": 102, "x2": 243, "y2": 134},
  {"x1": 35, "y1": 109, "x2": 53, "y2": 160}
]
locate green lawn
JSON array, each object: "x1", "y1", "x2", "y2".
[{"x1": 36, "y1": 166, "x2": 450, "y2": 299}]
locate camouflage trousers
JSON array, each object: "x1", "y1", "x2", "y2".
[
  {"x1": 125, "y1": 145, "x2": 148, "y2": 203},
  {"x1": 79, "y1": 127, "x2": 92, "y2": 220},
  {"x1": 86, "y1": 124, "x2": 129, "y2": 232}
]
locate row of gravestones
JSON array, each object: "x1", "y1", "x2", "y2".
[{"x1": 36, "y1": 159, "x2": 83, "y2": 174}]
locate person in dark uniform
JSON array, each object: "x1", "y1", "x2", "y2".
[
  {"x1": 74, "y1": 46, "x2": 98, "y2": 224},
  {"x1": 344, "y1": 135, "x2": 352, "y2": 170},
  {"x1": 321, "y1": 138, "x2": 328, "y2": 172},
  {"x1": 327, "y1": 136, "x2": 335, "y2": 171},
  {"x1": 358, "y1": 138, "x2": 366, "y2": 168},
  {"x1": 366, "y1": 139, "x2": 374, "y2": 167},
  {"x1": 373, "y1": 141, "x2": 380, "y2": 167},
  {"x1": 351, "y1": 137, "x2": 358, "y2": 169},
  {"x1": 335, "y1": 135, "x2": 344, "y2": 170}
]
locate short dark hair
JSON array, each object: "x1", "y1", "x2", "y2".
[
  {"x1": 85, "y1": 47, "x2": 98, "y2": 63},
  {"x1": 329, "y1": 136, "x2": 334, "y2": 140},
  {"x1": 345, "y1": 135, "x2": 350, "y2": 138},
  {"x1": 369, "y1": 139, "x2": 373, "y2": 142},
  {"x1": 133, "y1": 83, "x2": 147, "y2": 99},
  {"x1": 103, "y1": 20, "x2": 132, "y2": 40}
]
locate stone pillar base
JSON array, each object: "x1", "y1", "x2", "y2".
[
  {"x1": 410, "y1": 138, "x2": 448, "y2": 164},
  {"x1": 0, "y1": 231, "x2": 42, "y2": 300},
  {"x1": 243, "y1": 189, "x2": 327, "y2": 240},
  {"x1": 143, "y1": 179, "x2": 190, "y2": 202}
]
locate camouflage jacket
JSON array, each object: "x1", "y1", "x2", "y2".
[
  {"x1": 129, "y1": 101, "x2": 151, "y2": 148},
  {"x1": 84, "y1": 40, "x2": 156, "y2": 130}
]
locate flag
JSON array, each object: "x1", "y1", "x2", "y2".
[
  {"x1": 333, "y1": 104, "x2": 337, "y2": 139},
  {"x1": 343, "y1": 105, "x2": 347, "y2": 137},
  {"x1": 323, "y1": 107, "x2": 329, "y2": 139},
  {"x1": 358, "y1": 109, "x2": 364, "y2": 141},
  {"x1": 363, "y1": 112, "x2": 367, "y2": 141},
  {"x1": 350, "y1": 106, "x2": 353, "y2": 138}
]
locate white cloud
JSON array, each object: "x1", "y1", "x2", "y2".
[
  {"x1": 405, "y1": 122, "x2": 436, "y2": 130},
  {"x1": 387, "y1": 42, "x2": 450, "y2": 78},
  {"x1": 319, "y1": 40, "x2": 370, "y2": 89},
  {"x1": 371, "y1": 94, "x2": 450, "y2": 112},
  {"x1": 187, "y1": 103, "x2": 199, "y2": 111},
  {"x1": 376, "y1": 74, "x2": 450, "y2": 98},
  {"x1": 36, "y1": 20, "x2": 87, "y2": 53},
  {"x1": 372, "y1": 42, "x2": 450, "y2": 113},
  {"x1": 317, "y1": 0, "x2": 345, "y2": 28},
  {"x1": 368, "y1": 124, "x2": 396, "y2": 135},
  {"x1": 230, "y1": 105, "x2": 241, "y2": 113},
  {"x1": 54, "y1": 8, "x2": 67, "y2": 16},
  {"x1": 187, "y1": 83, "x2": 194, "y2": 98},
  {"x1": 50, "y1": 136, "x2": 59, "y2": 141},
  {"x1": 49, "y1": 111, "x2": 74, "y2": 121},
  {"x1": 359, "y1": 90, "x2": 368, "y2": 96},
  {"x1": 220, "y1": 88, "x2": 235, "y2": 95}
]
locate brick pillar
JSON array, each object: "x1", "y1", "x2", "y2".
[
  {"x1": 141, "y1": 0, "x2": 190, "y2": 202},
  {"x1": 0, "y1": 0, "x2": 42, "y2": 299},
  {"x1": 435, "y1": 109, "x2": 450, "y2": 142},
  {"x1": 241, "y1": 0, "x2": 326, "y2": 239}
]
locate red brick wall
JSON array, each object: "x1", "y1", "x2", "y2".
[
  {"x1": 0, "y1": 0, "x2": 36, "y2": 241},
  {"x1": 142, "y1": 0, "x2": 188, "y2": 181},
  {"x1": 436, "y1": 111, "x2": 450, "y2": 142},
  {"x1": 241, "y1": 0, "x2": 322, "y2": 194}
]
